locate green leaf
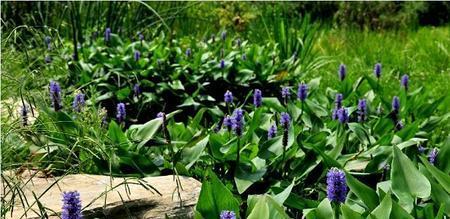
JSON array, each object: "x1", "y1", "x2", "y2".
[
  {"x1": 127, "y1": 118, "x2": 162, "y2": 148},
  {"x1": 234, "y1": 164, "x2": 267, "y2": 194},
  {"x1": 116, "y1": 87, "x2": 131, "y2": 100},
  {"x1": 305, "y1": 99, "x2": 328, "y2": 117},
  {"x1": 369, "y1": 192, "x2": 392, "y2": 219},
  {"x1": 345, "y1": 172, "x2": 379, "y2": 211},
  {"x1": 419, "y1": 156, "x2": 450, "y2": 193},
  {"x1": 262, "y1": 97, "x2": 285, "y2": 112},
  {"x1": 438, "y1": 137, "x2": 450, "y2": 174},
  {"x1": 391, "y1": 146, "x2": 431, "y2": 212},
  {"x1": 348, "y1": 123, "x2": 371, "y2": 145},
  {"x1": 390, "y1": 199, "x2": 414, "y2": 219},
  {"x1": 315, "y1": 198, "x2": 334, "y2": 219},
  {"x1": 419, "y1": 164, "x2": 450, "y2": 216},
  {"x1": 191, "y1": 108, "x2": 207, "y2": 130},
  {"x1": 247, "y1": 195, "x2": 289, "y2": 219},
  {"x1": 395, "y1": 121, "x2": 419, "y2": 141},
  {"x1": 341, "y1": 204, "x2": 363, "y2": 219},
  {"x1": 247, "y1": 196, "x2": 270, "y2": 219},
  {"x1": 181, "y1": 135, "x2": 209, "y2": 169},
  {"x1": 108, "y1": 121, "x2": 129, "y2": 149},
  {"x1": 273, "y1": 180, "x2": 294, "y2": 205},
  {"x1": 196, "y1": 170, "x2": 240, "y2": 219},
  {"x1": 169, "y1": 80, "x2": 185, "y2": 90}
]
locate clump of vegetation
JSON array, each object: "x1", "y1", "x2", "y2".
[{"x1": 1, "y1": 2, "x2": 449, "y2": 219}]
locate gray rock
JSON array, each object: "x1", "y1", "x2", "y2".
[{"x1": 1, "y1": 174, "x2": 201, "y2": 219}]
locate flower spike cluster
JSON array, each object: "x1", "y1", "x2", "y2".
[
  {"x1": 61, "y1": 191, "x2": 82, "y2": 219},
  {"x1": 326, "y1": 168, "x2": 348, "y2": 203}
]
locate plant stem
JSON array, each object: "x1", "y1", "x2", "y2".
[
  {"x1": 334, "y1": 203, "x2": 340, "y2": 219},
  {"x1": 236, "y1": 137, "x2": 240, "y2": 170}
]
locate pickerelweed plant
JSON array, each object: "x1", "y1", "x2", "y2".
[{"x1": 4, "y1": 26, "x2": 450, "y2": 218}]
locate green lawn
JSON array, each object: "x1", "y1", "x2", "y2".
[{"x1": 313, "y1": 26, "x2": 450, "y2": 97}]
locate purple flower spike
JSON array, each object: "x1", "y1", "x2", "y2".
[
  {"x1": 138, "y1": 32, "x2": 144, "y2": 41},
  {"x1": 236, "y1": 38, "x2": 241, "y2": 47},
  {"x1": 332, "y1": 108, "x2": 338, "y2": 120},
  {"x1": 281, "y1": 87, "x2": 290, "y2": 99},
  {"x1": 134, "y1": 50, "x2": 141, "y2": 62},
  {"x1": 268, "y1": 124, "x2": 277, "y2": 139},
  {"x1": 61, "y1": 191, "x2": 82, "y2": 219},
  {"x1": 326, "y1": 167, "x2": 348, "y2": 203},
  {"x1": 374, "y1": 63, "x2": 381, "y2": 78},
  {"x1": 223, "y1": 115, "x2": 233, "y2": 131},
  {"x1": 401, "y1": 74, "x2": 409, "y2": 91},
  {"x1": 338, "y1": 64, "x2": 346, "y2": 81},
  {"x1": 418, "y1": 145, "x2": 426, "y2": 154},
  {"x1": 72, "y1": 93, "x2": 85, "y2": 112},
  {"x1": 297, "y1": 83, "x2": 308, "y2": 101},
  {"x1": 220, "y1": 59, "x2": 225, "y2": 69},
  {"x1": 157, "y1": 112, "x2": 165, "y2": 118},
  {"x1": 45, "y1": 55, "x2": 52, "y2": 64},
  {"x1": 253, "y1": 89, "x2": 262, "y2": 107},
  {"x1": 280, "y1": 112, "x2": 290, "y2": 147},
  {"x1": 357, "y1": 99, "x2": 367, "y2": 122},
  {"x1": 392, "y1": 96, "x2": 400, "y2": 113},
  {"x1": 49, "y1": 81, "x2": 62, "y2": 111},
  {"x1": 337, "y1": 108, "x2": 349, "y2": 124},
  {"x1": 44, "y1": 36, "x2": 51, "y2": 50},
  {"x1": 232, "y1": 109, "x2": 244, "y2": 136},
  {"x1": 116, "y1": 103, "x2": 126, "y2": 123},
  {"x1": 105, "y1": 28, "x2": 111, "y2": 42},
  {"x1": 242, "y1": 53, "x2": 247, "y2": 61},
  {"x1": 280, "y1": 112, "x2": 290, "y2": 129},
  {"x1": 224, "y1": 90, "x2": 233, "y2": 104},
  {"x1": 133, "y1": 84, "x2": 141, "y2": 97},
  {"x1": 220, "y1": 210, "x2": 236, "y2": 219},
  {"x1": 335, "y1": 93, "x2": 343, "y2": 109},
  {"x1": 186, "y1": 48, "x2": 191, "y2": 57},
  {"x1": 332, "y1": 93, "x2": 344, "y2": 120},
  {"x1": 395, "y1": 120, "x2": 404, "y2": 131},
  {"x1": 428, "y1": 148, "x2": 438, "y2": 165},
  {"x1": 221, "y1": 31, "x2": 227, "y2": 41}
]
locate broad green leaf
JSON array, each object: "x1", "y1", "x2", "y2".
[
  {"x1": 281, "y1": 191, "x2": 319, "y2": 211},
  {"x1": 419, "y1": 164, "x2": 450, "y2": 216},
  {"x1": 305, "y1": 99, "x2": 328, "y2": 117},
  {"x1": 247, "y1": 197, "x2": 270, "y2": 219},
  {"x1": 196, "y1": 170, "x2": 240, "y2": 219},
  {"x1": 190, "y1": 108, "x2": 207, "y2": 129},
  {"x1": 247, "y1": 195, "x2": 289, "y2": 219},
  {"x1": 419, "y1": 156, "x2": 450, "y2": 193},
  {"x1": 127, "y1": 110, "x2": 181, "y2": 148},
  {"x1": 391, "y1": 146, "x2": 431, "y2": 212},
  {"x1": 181, "y1": 135, "x2": 209, "y2": 169},
  {"x1": 262, "y1": 97, "x2": 285, "y2": 112},
  {"x1": 438, "y1": 137, "x2": 450, "y2": 174},
  {"x1": 108, "y1": 121, "x2": 129, "y2": 149},
  {"x1": 168, "y1": 80, "x2": 185, "y2": 90},
  {"x1": 369, "y1": 192, "x2": 392, "y2": 219},
  {"x1": 396, "y1": 138, "x2": 427, "y2": 150},
  {"x1": 345, "y1": 172, "x2": 379, "y2": 211},
  {"x1": 116, "y1": 87, "x2": 131, "y2": 100},
  {"x1": 127, "y1": 118, "x2": 162, "y2": 148},
  {"x1": 341, "y1": 204, "x2": 363, "y2": 219},
  {"x1": 315, "y1": 198, "x2": 334, "y2": 219},
  {"x1": 234, "y1": 164, "x2": 267, "y2": 194},
  {"x1": 390, "y1": 199, "x2": 414, "y2": 219},
  {"x1": 273, "y1": 180, "x2": 294, "y2": 205},
  {"x1": 348, "y1": 123, "x2": 371, "y2": 145}
]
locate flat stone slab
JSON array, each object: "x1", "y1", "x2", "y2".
[{"x1": 1, "y1": 174, "x2": 201, "y2": 219}]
